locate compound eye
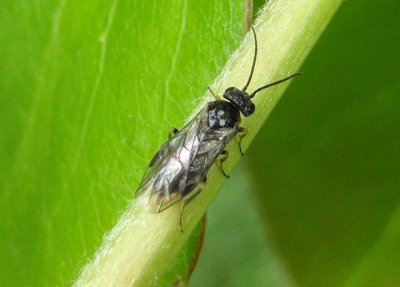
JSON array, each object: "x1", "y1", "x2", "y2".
[{"x1": 242, "y1": 101, "x2": 255, "y2": 117}]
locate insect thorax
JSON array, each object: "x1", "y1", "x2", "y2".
[{"x1": 207, "y1": 100, "x2": 240, "y2": 129}]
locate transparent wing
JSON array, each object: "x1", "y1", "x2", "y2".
[{"x1": 135, "y1": 112, "x2": 204, "y2": 213}]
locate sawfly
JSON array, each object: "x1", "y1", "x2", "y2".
[{"x1": 135, "y1": 28, "x2": 300, "y2": 231}]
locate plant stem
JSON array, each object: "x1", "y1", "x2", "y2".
[{"x1": 73, "y1": 0, "x2": 342, "y2": 286}]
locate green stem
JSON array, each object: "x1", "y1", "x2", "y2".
[{"x1": 73, "y1": 0, "x2": 342, "y2": 286}]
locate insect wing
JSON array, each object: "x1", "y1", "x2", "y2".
[{"x1": 135, "y1": 114, "x2": 203, "y2": 213}]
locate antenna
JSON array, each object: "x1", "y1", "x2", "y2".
[
  {"x1": 249, "y1": 73, "x2": 302, "y2": 98},
  {"x1": 242, "y1": 27, "x2": 258, "y2": 92}
]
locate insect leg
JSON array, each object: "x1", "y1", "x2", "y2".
[
  {"x1": 157, "y1": 195, "x2": 166, "y2": 213},
  {"x1": 237, "y1": 127, "x2": 248, "y2": 156},
  {"x1": 216, "y1": 150, "x2": 230, "y2": 178},
  {"x1": 180, "y1": 187, "x2": 203, "y2": 232},
  {"x1": 169, "y1": 127, "x2": 179, "y2": 139},
  {"x1": 208, "y1": 87, "x2": 220, "y2": 100}
]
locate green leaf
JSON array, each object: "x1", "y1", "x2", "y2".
[
  {"x1": 0, "y1": 0, "x2": 245, "y2": 286},
  {"x1": 0, "y1": 0, "x2": 345, "y2": 286}
]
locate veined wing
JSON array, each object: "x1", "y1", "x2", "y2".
[
  {"x1": 135, "y1": 112, "x2": 204, "y2": 213},
  {"x1": 186, "y1": 126, "x2": 236, "y2": 179}
]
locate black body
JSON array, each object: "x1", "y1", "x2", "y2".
[
  {"x1": 135, "y1": 27, "x2": 301, "y2": 231},
  {"x1": 207, "y1": 100, "x2": 240, "y2": 129}
]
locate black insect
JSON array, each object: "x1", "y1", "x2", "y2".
[{"x1": 135, "y1": 27, "x2": 301, "y2": 231}]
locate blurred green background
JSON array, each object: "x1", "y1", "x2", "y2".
[
  {"x1": 192, "y1": 1, "x2": 400, "y2": 287},
  {"x1": 1, "y1": 0, "x2": 399, "y2": 286}
]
